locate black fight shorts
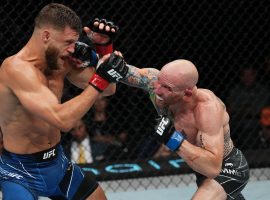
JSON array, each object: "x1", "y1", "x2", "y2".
[{"x1": 195, "y1": 148, "x2": 249, "y2": 200}]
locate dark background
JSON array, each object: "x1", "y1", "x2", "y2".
[
  {"x1": 1, "y1": 0, "x2": 270, "y2": 182},
  {"x1": 1, "y1": 0, "x2": 270, "y2": 97}
]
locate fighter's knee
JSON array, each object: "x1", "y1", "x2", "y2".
[
  {"x1": 85, "y1": 185, "x2": 107, "y2": 200},
  {"x1": 192, "y1": 179, "x2": 227, "y2": 200}
]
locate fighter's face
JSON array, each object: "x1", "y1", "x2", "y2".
[
  {"x1": 46, "y1": 26, "x2": 79, "y2": 59},
  {"x1": 58, "y1": 28, "x2": 79, "y2": 58},
  {"x1": 154, "y1": 72, "x2": 185, "y2": 108},
  {"x1": 44, "y1": 27, "x2": 79, "y2": 73}
]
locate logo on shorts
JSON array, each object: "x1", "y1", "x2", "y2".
[
  {"x1": 43, "y1": 149, "x2": 56, "y2": 160},
  {"x1": 222, "y1": 168, "x2": 241, "y2": 176},
  {"x1": 0, "y1": 167, "x2": 23, "y2": 179},
  {"x1": 107, "y1": 69, "x2": 123, "y2": 81}
]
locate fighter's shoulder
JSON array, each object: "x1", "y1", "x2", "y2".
[
  {"x1": 1, "y1": 55, "x2": 37, "y2": 77},
  {"x1": 197, "y1": 89, "x2": 214, "y2": 101},
  {"x1": 196, "y1": 89, "x2": 224, "y2": 111},
  {"x1": 195, "y1": 90, "x2": 225, "y2": 131}
]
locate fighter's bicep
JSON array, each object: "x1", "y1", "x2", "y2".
[
  {"x1": 197, "y1": 102, "x2": 224, "y2": 135},
  {"x1": 199, "y1": 128, "x2": 224, "y2": 153},
  {"x1": 16, "y1": 85, "x2": 58, "y2": 115},
  {"x1": 196, "y1": 104, "x2": 224, "y2": 155},
  {"x1": 4, "y1": 65, "x2": 58, "y2": 114}
]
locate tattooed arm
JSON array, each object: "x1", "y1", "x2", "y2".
[{"x1": 121, "y1": 64, "x2": 160, "y2": 93}]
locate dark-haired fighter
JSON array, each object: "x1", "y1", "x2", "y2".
[{"x1": 0, "y1": 3, "x2": 127, "y2": 200}]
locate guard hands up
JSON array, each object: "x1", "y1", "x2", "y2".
[
  {"x1": 84, "y1": 18, "x2": 119, "y2": 45},
  {"x1": 89, "y1": 51, "x2": 128, "y2": 92},
  {"x1": 71, "y1": 41, "x2": 99, "y2": 68},
  {"x1": 154, "y1": 115, "x2": 186, "y2": 151}
]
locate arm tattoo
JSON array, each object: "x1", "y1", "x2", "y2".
[{"x1": 121, "y1": 64, "x2": 159, "y2": 92}]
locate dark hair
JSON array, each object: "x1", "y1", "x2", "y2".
[{"x1": 35, "y1": 3, "x2": 81, "y2": 34}]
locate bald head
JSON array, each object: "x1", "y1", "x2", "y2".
[{"x1": 160, "y1": 59, "x2": 199, "y2": 90}]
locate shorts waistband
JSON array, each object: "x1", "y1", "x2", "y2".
[
  {"x1": 224, "y1": 146, "x2": 237, "y2": 160},
  {"x1": 2, "y1": 143, "x2": 61, "y2": 163}
]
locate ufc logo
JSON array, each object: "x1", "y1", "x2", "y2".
[
  {"x1": 156, "y1": 117, "x2": 169, "y2": 136},
  {"x1": 107, "y1": 69, "x2": 123, "y2": 81},
  {"x1": 43, "y1": 149, "x2": 56, "y2": 160}
]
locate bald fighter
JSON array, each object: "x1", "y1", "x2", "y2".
[
  {"x1": 121, "y1": 60, "x2": 249, "y2": 200},
  {"x1": 0, "y1": 3, "x2": 127, "y2": 200}
]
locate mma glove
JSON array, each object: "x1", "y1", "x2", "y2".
[
  {"x1": 89, "y1": 53, "x2": 128, "y2": 92},
  {"x1": 87, "y1": 18, "x2": 119, "y2": 55},
  {"x1": 88, "y1": 18, "x2": 119, "y2": 45},
  {"x1": 72, "y1": 41, "x2": 99, "y2": 68},
  {"x1": 154, "y1": 115, "x2": 186, "y2": 151}
]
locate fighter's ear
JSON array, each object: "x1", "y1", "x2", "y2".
[
  {"x1": 42, "y1": 30, "x2": 50, "y2": 43},
  {"x1": 184, "y1": 88, "x2": 192, "y2": 97}
]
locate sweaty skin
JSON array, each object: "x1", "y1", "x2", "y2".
[
  {"x1": 122, "y1": 60, "x2": 234, "y2": 199},
  {"x1": 0, "y1": 5, "x2": 120, "y2": 200},
  {"x1": 0, "y1": 26, "x2": 115, "y2": 155}
]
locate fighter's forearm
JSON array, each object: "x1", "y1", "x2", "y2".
[
  {"x1": 176, "y1": 141, "x2": 222, "y2": 178},
  {"x1": 121, "y1": 64, "x2": 159, "y2": 92},
  {"x1": 101, "y1": 84, "x2": 116, "y2": 96},
  {"x1": 51, "y1": 85, "x2": 100, "y2": 132},
  {"x1": 67, "y1": 67, "x2": 115, "y2": 96}
]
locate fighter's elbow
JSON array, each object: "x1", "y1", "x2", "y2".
[
  {"x1": 59, "y1": 125, "x2": 73, "y2": 133},
  {"x1": 40, "y1": 106, "x2": 75, "y2": 132},
  {"x1": 53, "y1": 120, "x2": 72, "y2": 132},
  {"x1": 206, "y1": 163, "x2": 222, "y2": 179},
  {"x1": 207, "y1": 169, "x2": 221, "y2": 179},
  {"x1": 49, "y1": 114, "x2": 74, "y2": 132}
]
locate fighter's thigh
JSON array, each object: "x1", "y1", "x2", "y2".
[
  {"x1": 1, "y1": 181, "x2": 37, "y2": 200},
  {"x1": 192, "y1": 178, "x2": 227, "y2": 200},
  {"x1": 69, "y1": 164, "x2": 107, "y2": 200},
  {"x1": 85, "y1": 185, "x2": 107, "y2": 200}
]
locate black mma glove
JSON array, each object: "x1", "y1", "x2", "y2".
[
  {"x1": 72, "y1": 41, "x2": 99, "y2": 68},
  {"x1": 89, "y1": 53, "x2": 128, "y2": 92},
  {"x1": 154, "y1": 115, "x2": 186, "y2": 151},
  {"x1": 88, "y1": 18, "x2": 119, "y2": 45},
  {"x1": 86, "y1": 18, "x2": 119, "y2": 56}
]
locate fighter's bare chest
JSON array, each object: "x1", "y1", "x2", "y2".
[
  {"x1": 48, "y1": 77, "x2": 65, "y2": 100},
  {"x1": 41, "y1": 72, "x2": 66, "y2": 100},
  {"x1": 173, "y1": 112, "x2": 198, "y2": 144}
]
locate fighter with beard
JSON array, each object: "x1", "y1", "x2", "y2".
[{"x1": 0, "y1": 3, "x2": 127, "y2": 200}]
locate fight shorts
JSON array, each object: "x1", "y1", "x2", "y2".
[
  {"x1": 0, "y1": 143, "x2": 98, "y2": 200},
  {"x1": 195, "y1": 147, "x2": 249, "y2": 200}
]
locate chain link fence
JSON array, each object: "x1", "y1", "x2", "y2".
[{"x1": 1, "y1": 0, "x2": 270, "y2": 191}]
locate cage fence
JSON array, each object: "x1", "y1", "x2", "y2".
[{"x1": 1, "y1": 0, "x2": 270, "y2": 191}]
